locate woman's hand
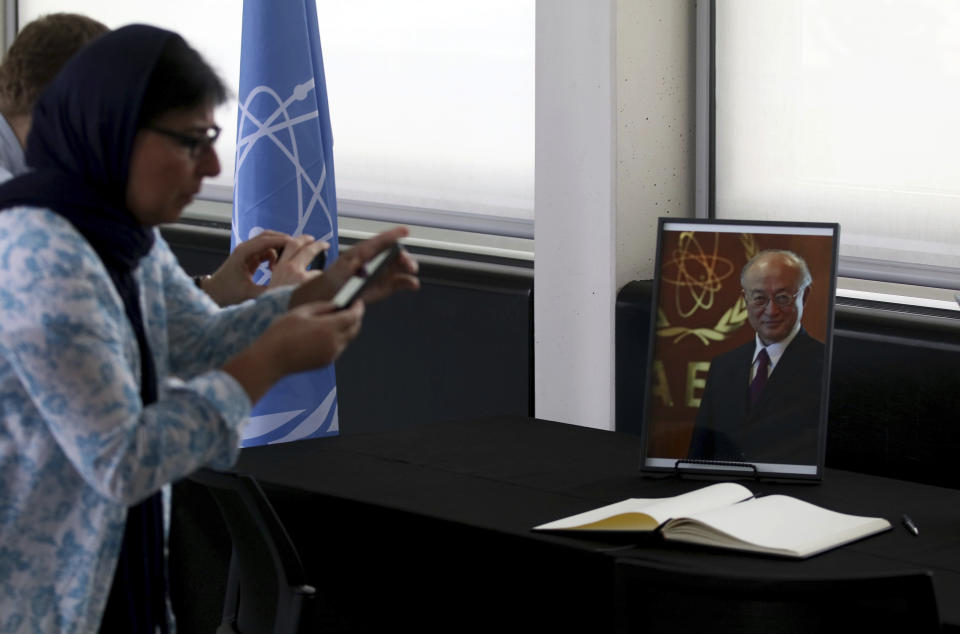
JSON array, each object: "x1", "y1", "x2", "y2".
[
  {"x1": 201, "y1": 230, "x2": 327, "y2": 307},
  {"x1": 222, "y1": 300, "x2": 364, "y2": 403},
  {"x1": 267, "y1": 234, "x2": 327, "y2": 289},
  {"x1": 289, "y1": 226, "x2": 419, "y2": 309}
]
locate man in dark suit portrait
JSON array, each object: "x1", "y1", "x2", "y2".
[{"x1": 688, "y1": 250, "x2": 824, "y2": 465}]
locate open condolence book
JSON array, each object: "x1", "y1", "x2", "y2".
[{"x1": 533, "y1": 482, "x2": 891, "y2": 559}]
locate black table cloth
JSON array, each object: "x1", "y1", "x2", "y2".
[{"x1": 233, "y1": 416, "x2": 960, "y2": 632}]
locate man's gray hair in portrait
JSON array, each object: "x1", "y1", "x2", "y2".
[{"x1": 740, "y1": 249, "x2": 812, "y2": 289}]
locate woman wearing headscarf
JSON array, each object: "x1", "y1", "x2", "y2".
[{"x1": 0, "y1": 24, "x2": 417, "y2": 633}]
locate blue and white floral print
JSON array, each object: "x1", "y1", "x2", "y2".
[{"x1": 0, "y1": 207, "x2": 290, "y2": 633}]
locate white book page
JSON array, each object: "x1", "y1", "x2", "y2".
[
  {"x1": 534, "y1": 482, "x2": 752, "y2": 531},
  {"x1": 665, "y1": 495, "x2": 891, "y2": 556}
]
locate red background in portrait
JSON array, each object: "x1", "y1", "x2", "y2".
[{"x1": 644, "y1": 229, "x2": 834, "y2": 458}]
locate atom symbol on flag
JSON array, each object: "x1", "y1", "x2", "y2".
[{"x1": 234, "y1": 78, "x2": 334, "y2": 283}]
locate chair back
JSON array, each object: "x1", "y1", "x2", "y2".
[
  {"x1": 615, "y1": 558, "x2": 940, "y2": 634},
  {"x1": 188, "y1": 468, "x2": 315, "y2": 634}
]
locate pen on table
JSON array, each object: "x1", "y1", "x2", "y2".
[{"x1": 902, "y1": 514, "x2": 919, "y2": 537}]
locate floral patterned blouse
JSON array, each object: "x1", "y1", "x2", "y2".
[{"x1": 0, "y1": 207, "x2": 291, "y2": 632}]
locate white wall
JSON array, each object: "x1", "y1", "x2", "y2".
[
  {"x1": 616, "y1": 1, "x2": 696, "y2": 287},
  {"x1": 534, "y1": 0, "x2": 695, "y2": 430}
]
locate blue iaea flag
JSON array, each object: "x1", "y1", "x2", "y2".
[{"x1": 232, "y1": 0, "x2": 340, "y2": 446}]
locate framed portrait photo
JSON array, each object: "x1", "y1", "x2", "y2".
[{"x1": 639, "y1": 219, "x2": 839, "y2": 480}]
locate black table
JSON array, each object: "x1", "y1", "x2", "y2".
[{"x1": 234, "y1": 416, "x2": 960, "y2": 632}]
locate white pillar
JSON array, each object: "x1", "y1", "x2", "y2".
[
  {"x1": 535, "y1": 0, "x2": 617, "y2": 429},
  {"x1": 535, "y1": 0, "x2": 696, "y2": 431}
]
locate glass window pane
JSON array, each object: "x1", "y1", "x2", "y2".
[
  {"x1": 18, "y1": 1, "x2": 534, "y2": 220},
  {"x1": 714, "y1": 0, "x2": 960, "y2": 271}
]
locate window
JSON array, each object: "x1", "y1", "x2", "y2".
[
  {"x1": 18, "y1": 1, "x2": 534, "y2": 238},
  {"x1": 708, "y1": 0, "x2": 960, "y2": 289}
]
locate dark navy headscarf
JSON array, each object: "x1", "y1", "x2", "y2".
[{"x1": 0, "y1": 24, "x2": 186, "y2": 633}]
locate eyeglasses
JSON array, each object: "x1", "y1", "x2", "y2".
[
  {"x1": 147, "y1": 124, "x2": 221, "y2": 158},
  {"x1": 743, "y1": 288, "x2": 804, "y2": 309}
]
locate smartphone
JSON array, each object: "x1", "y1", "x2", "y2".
[
  {"x1": 309, "y1": 249, "x2": 327, "y2": 271},
  {"x1": 331, "y1": 243, "x2": 402, "y2": 309},
  {"x1": 275, "y1": 246, "x2": 327, "y2": 270}
]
